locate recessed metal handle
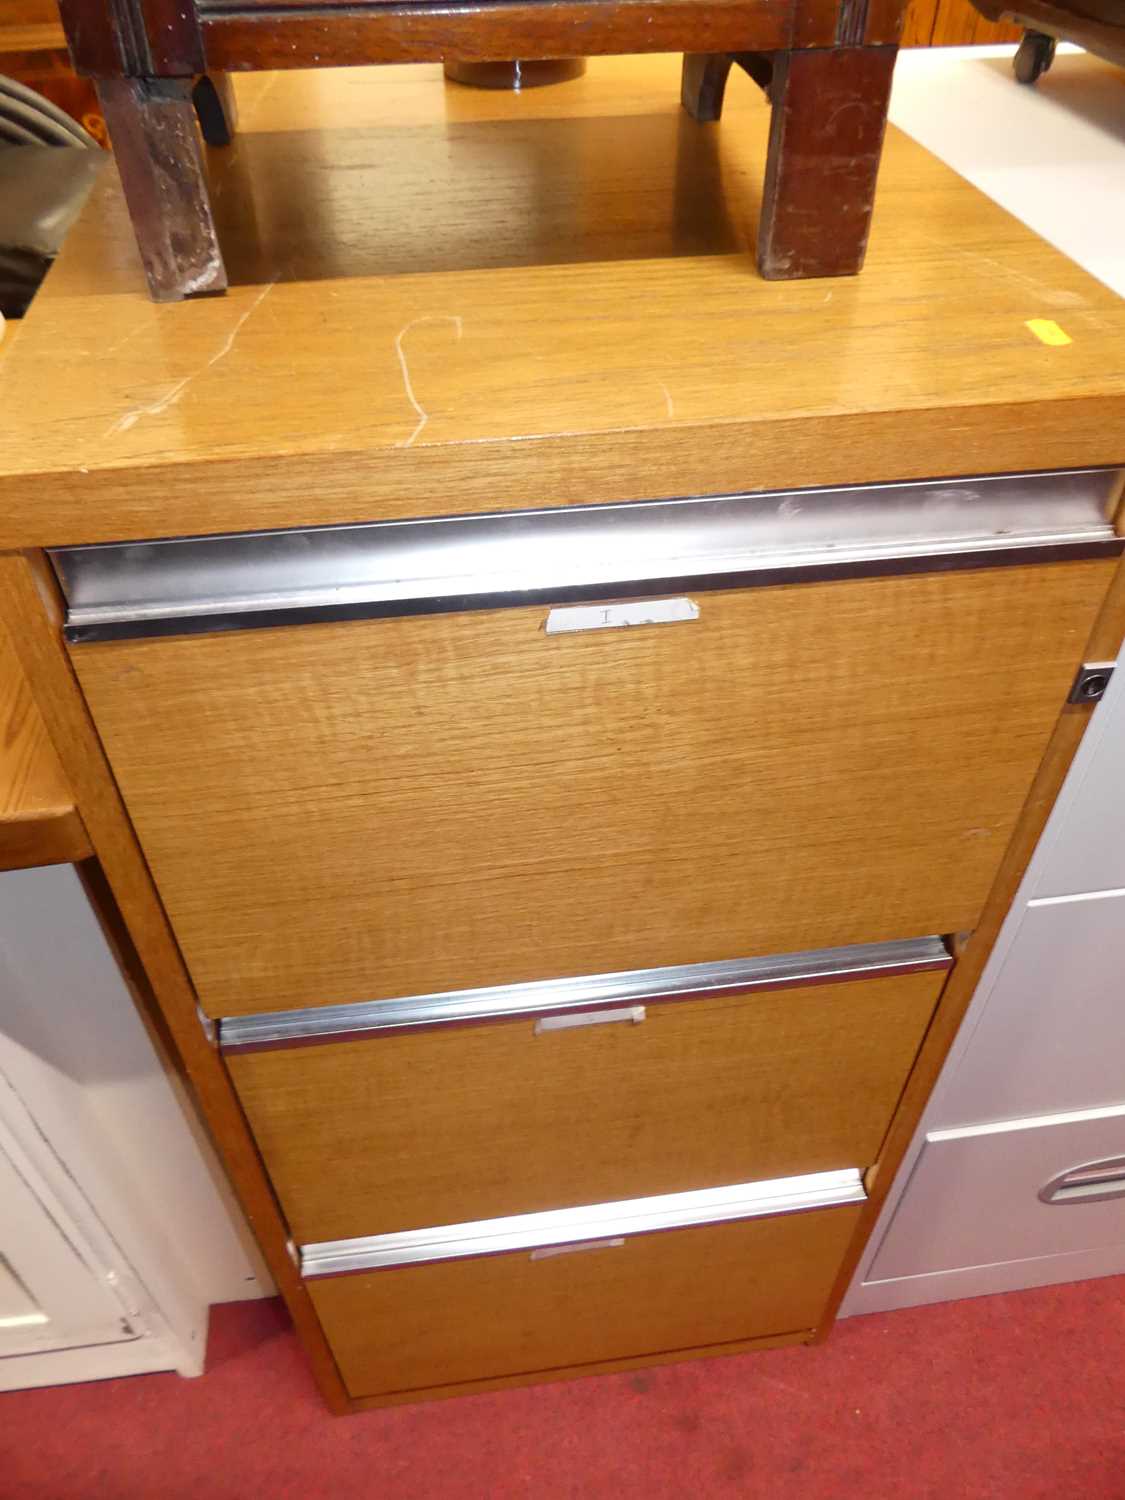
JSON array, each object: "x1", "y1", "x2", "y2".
[
  {"x1": 300, "y1": 1167, "x2": 866, "y2": 1276},
  {"x1": 219, "y1": 935, "x2": 951, "y2": 1052},
  {"x1": 53, "y1": 467, "x2": 1124, "y2": 643},
  {"x1": 1038, "y1": 1155, "x2": 1125, "y2": 1206}
]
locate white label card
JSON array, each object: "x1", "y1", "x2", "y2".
[
  {"x1": 545, "y1": 598, "x2": 700, "y2": 635},
  {"x1": 530, "y1": 1238, "x2": 627, "y2": 1261},
  {"x1": 534, "y1": 1006, "x2": 646, "y2": 1035}
]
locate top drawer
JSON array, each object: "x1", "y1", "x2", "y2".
[{"x1": 58, "y1": 473, "x2": 1121, "y2": 1017}]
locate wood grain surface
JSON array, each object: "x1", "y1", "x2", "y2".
[
  {"x1": 348, "y1": 1327, "x2": 811, "y2": 1410},
  {"x1": 0, "y1": 551, "x2": 352, "y2": 1414},
  {"x1": 72, "y1": 562, "x2": 1113, "y2": 1018},
  {"x1": 308, "y1": 1204, "x2": 862, "y2": 1398},
  {"x1": 904, "y1": 0, "x2": 1019, "y2": 42},
  {"x1": 1, "y1": 56, "x2": 1122, "y2": 547},
  {"x1": 0, "y1": 614, "x2": 90, "y2": 870},
  {"x1": 201, "y1": 0, "x2": 794, "y2": 71},
  {"x1": 228, "y1": 969, "x2": 943, "y2": 1241}
]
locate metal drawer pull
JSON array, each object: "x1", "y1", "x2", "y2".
[
  {"x1": 299, "y1": 1167, "x2": 866, "y2": 1277},
  {"x1": 52, "y1": 467, "x2": 1123, "y2": 642},
  {"x1": 534, "y1": 1006, "x2": 645, "y2": 1034},
  {"x1": 1039, "y1": 1155, "x2": 1125, "y2": 1206},
  {"x1": 219, "y1": 934, "x2": 951, "y2": 1052}
]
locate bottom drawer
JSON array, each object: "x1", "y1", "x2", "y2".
[
  {"x1": 306, "y1": 1187, "x2": 863, "y2": 1399},
  {"x1": 868, "y1": 1104, "x2": 1125, "y2": 1283}
]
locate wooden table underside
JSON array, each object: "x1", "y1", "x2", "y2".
[
  {"x1": 972, "y1": 0, "x2": 1125, "y2": 64},
  {"x1": 55, "y1": 0, "x2": 910, "y2": 298}
]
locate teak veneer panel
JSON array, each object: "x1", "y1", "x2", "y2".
[
  {"x1": 72, "y1": 562, "x2": 1113, "y2": 1018},
  {"x1": 0, "y1": 550, "x2": 352, "y2": 1412},
  {"x1": 309, "y1": 1204, "x2": 863, "y2": 1399},
  {"x1": 229, "y1": 968, "x2": 944, "y2": 1241},
  {"x1": 1, "y1": 58, "x2": 1123, "y2": 547},
  {"x1": 0, "y1": 616, "x2": 90, "y2": 870}
]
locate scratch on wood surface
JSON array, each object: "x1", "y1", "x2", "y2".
[
  {"x1": 395, "y1": 315, "x2": 464, "y2": 448},
  {"x1": 104, "y1": 324, "x2": 150, "y2": 358},
  {"x1": 657, "y1": 381, "x2": 675, "y2": 420},
  {"x1": 915, "y1": 231, "x2": 1087, "y2": 309},
  {"x1": 103, "y1": 279, "x2": 277, "y2": 438}
]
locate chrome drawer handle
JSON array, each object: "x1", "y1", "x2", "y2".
[
  {"x1": 53, "y1": 468, "x2": 1125, "y2": 644},
  {"x1": 299, "y1": 1167, "x2": 866, "y2": 1276},
  {"x1": 1039, "y1": 1155, "x2": 1125, "y2": 1206},
  {"x1": 219, "y1": 935, "x2": 951, "y2": 1051},
  {"x1": 534, "y1": 1006, "x2": 645, "y2": 1034}
]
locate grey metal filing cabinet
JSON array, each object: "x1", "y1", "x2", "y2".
[{"x1": 843, "y1": 648, "x2": 1125, "y2": 1314}]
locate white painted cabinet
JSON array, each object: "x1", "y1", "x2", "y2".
[
  {"x1": 0, "y1": 1144, "x2": 138, "y2": 1359},
  {"x1": 0, "y1": 865, "x2": 270, "y2": 1390}
]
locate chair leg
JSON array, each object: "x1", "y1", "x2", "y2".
[
  {"x1": 193, "y1": 72, "x2": 239, "y2": 147},
  {"x1": 757, "y1": 45, "x2": 897, "y2": 281},
  {"x1": 97, "y1": 77, "x2": 227, "y2": 301}
]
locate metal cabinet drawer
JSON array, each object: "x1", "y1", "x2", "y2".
[
  {"x1": 937, "y1": 891, "x2": 1125, "y2": 1127},
  {"x1": 1032, "y1": 649, "x2": 1125, "y2": 899},
  {"x1": 867, "y1": 1105, "x2": 1125, "y2": 1284},
  {"x1": 301, "y1": 1176, "x2": 865, "y2": 1400},
  {"x1": 224, "y1": 941, "x2": 947, "y2": 1241}
]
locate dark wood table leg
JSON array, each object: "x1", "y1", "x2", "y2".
[
  {"x1": 193, "y1": 72, "x2": 239, "y2": 147},
  {"x1": 681, "y1": 52, "x2": 775, "y2": 122},
  {"x1": 96, "y1": 77, "x2": 227, "y2": 301},
  {"x1": 758, "y1": 46, "x2": 897, "y2": 281},
  {"x1": 681, "y1": 54, "x2": 736, "y2": 121}
]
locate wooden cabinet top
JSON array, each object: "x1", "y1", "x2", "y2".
[{"x1": 1, "y1": 56, "x2": 1122, "y2": 548}]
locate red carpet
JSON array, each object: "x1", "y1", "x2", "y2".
[{"x1": 3, "y1": 1277, "x2": 1124, "y2": 1499}]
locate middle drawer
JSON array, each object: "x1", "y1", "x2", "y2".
[{"x1": 225, "y1": 944, "x2": 947, "y2": 1242}]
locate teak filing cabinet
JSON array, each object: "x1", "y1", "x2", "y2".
[{"x1": 2, "y1": 60, "x2": 1124, "y2": 1412}]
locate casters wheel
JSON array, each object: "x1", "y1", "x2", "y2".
[{"x1": 1014, "y1": 30, "x2": 1057, "y2": 86}]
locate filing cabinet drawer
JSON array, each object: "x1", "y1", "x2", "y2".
[
  {"x1": 935, "y1": 891, "x2": 1125, "y2": 1126},
  {"x1": 304, "y1": 1190, "x2": 864, "y2": 1399},
  {"x1": 69, "y1": 562, "x2": 1111, "y2": 1018},
  {"x1": 226, "y1": 948, "x2": 947, "y2": 1241},
  {"x1": 867, "y1": 1105, "x2": 1125, "y2": 1283},
  {"x1": 57, "y1": 473, "x2": 1120, "y2": 1018}
]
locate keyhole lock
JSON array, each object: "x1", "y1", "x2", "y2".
[{"x1": 1068, "y1": 663, "x2": 1116, "y2": 705}]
